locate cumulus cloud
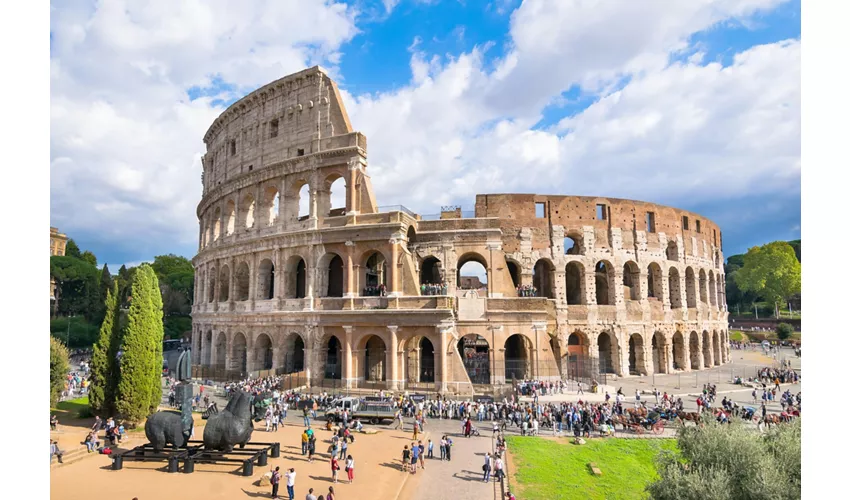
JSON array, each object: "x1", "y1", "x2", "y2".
[{"x1": 50, "y1": 0, "x2": 799, "y2": 263}]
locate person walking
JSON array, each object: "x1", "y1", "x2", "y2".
[
  {"x1": 482, "y1": 453, "x2": 491, "y2": 482},
  {"x1": 427, "y1": 438, "x2": 434, "y2": 459},
  {"x1": 285, "y1": 467, "x2": 296, "y2": 500},
  {"x1": 412, "y1": 419, "x2": 420, "y2": 441},
  {"x1": 307, "y1": 435, "x2": 316, "y2": 463},
  {"x1": 270, "y1": 466, "x2": 282, "y2": 500},
  {"x1": 331, "y1": 455, "x2": 340, "y2": 483},
  {"x1": 345, "y1": 455, "x2": 355, "y2": 483}
]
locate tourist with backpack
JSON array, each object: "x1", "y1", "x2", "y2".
[{"x1": 270, "y1": 466, "x2": 281, "y2": 499}]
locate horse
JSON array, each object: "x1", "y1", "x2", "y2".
[
  {"x1": 203, "y1": 390, "x2": 254, "y2": 452},
  {"x1": 676, "y1": 412, "x2": 701, "y2": 427}
]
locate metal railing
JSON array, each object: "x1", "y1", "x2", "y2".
[{"x1": 375, "y1": 205, "x2": 418, "y2": 218}]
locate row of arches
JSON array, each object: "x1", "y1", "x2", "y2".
[
  {"x1": 569, "y1": 329, "x2": 728, "y2": 376},
  {"x1": 200, "y1": 174, "x2": 347, "y2": 248},
  {"x1": 562, "y1": 233, "x2": 722, "y2": 269}
]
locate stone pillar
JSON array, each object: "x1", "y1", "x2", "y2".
[
  {"x1": 344, "y1": 241, "x2": 356, "y2": 297},
  {"x1": 613, "y1": 267, "x2": 625, "y2": 306},
  {"x1": 224, "y1": 333, "x2": 232, "y2": 371},
  {"x1": 245, "y1": 346, "x2": 255, "y2": 374},
  {"x1": 343, "y1": 326, "x2": 354, "y2": 389},
  {"x1": 639, "y1": 270, "x2": 649, "y2": 303},
  {"x1": 661, "y1": 270, "x2": 671, "y2": 309},
  {"x1": 347, "y1": 159, "x2": 359, "y2": 215},
  {"x1": 438, "y1": 326, "x2": 450, "y2": 393},
  {"x1": 583, "y1": 265, "x2": 596, "y2": 305},
  {"x1": 387, "y1": 326, "x2": 399, "y2": 390},
  {"x1": 304, "y1": 348, "x2": 314, "y2": 388},
  {"x1": 228, "y1": 257, "x2": 236, "y2": 310},
  {"x1": 309, "y1": 188, "x2": 318, "y2": 221},
  {"x1": 272, "y1": 346, "x2": 282, "y2": 370},
  {"x1": 388, "y1": 238, "x2": 401, "y2": 296},
  {"x1": 682, "y1": 340, "x2": 691, "y2": 371},
  {"x1": 665, "y1": 340, "x2": 674, "y2": 374}
]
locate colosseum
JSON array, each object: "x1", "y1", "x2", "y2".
[{"x1": 191, "y1": 66, "x2": 730, "y2": 395}]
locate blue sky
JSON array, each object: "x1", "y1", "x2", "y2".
[{"x1": 50, "y1": 0, "x2": 800, "y2": 269}]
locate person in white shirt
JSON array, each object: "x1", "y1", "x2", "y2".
[{"x1": 285, "y1": 468, "x2": 296, "y2": 500}]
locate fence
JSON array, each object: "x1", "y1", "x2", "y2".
[{"x1": 192, "y1": 365, "x2": 308, "y2": 390}]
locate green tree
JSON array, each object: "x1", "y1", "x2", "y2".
[
  {"x1": 787, "y1": 239, "x2": 801, "y2": 262},
  {"x1": 648, "y1": 419, "x2": 801, "y2": 500},
  {"x1": 151, "y1": 254, "x2": 195, "y2": 313},
  {"x1": 734, "y1": 242, "x2": 801, "y2": 317},
  {"x1": 65, "y1": 239, "x2": 82, "y2": 259},
  {"x1": 776, "y1": 322, "x2": 794, "y2": 341},
  {"x1": 115, "y1": 264, "x2": 164, "y2": 423},
  {"x1": 81, "y1": 250, "x2": 98, "y2": 267},
  {"x1": 89, "y1": 282, "x2": 121, "y2": 416},
  {"x1": 50, "y1": 337, "x2": 70, "y2": 408},
  {"x1": 50, "y1": 255, "x2": 101, "y2": 321}
]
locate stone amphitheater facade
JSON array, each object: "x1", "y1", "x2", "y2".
[{"x1": 191, "y1": 66, "x2": 730, "y2": 394}]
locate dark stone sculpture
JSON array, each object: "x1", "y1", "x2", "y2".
[
  {"x1": 145, "y1": 411, "x2": 190, "y2": 451},
  {"x1": 203, "y1": 390, "x2": 254, "y2": 452}
]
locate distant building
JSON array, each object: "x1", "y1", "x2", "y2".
[
  {"x1": 50, "y1": 227, "x2": 68, "y2": 300},
  {"x1": 459, "y1": 276, "x2": 483, "y2": 290}
]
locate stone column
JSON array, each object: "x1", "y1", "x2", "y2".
[
  {"x1": 387, "y1": 326, "x2": 400, "y2": 390},
  {"x1": 639, "y1": 270, "x2": 649, "y2": 303},
  {"x1": 347, "y1": 158, "x2": 359, "y2": 215},
  {"x1": 661, "y1": 270, "x2": 671, "y2": 309},
  {"x1": 343, "y1": 326, "x2": 354, "y2": 389},
  {"x1": 388, "y1": 238, "x2": 401, "y2": 296},
  {"x1": 309, "y1": 188, "x2": 318, "y2": 221},
  {"x1": 228, "y1": 256, "x2": 236, "y2": 310},
  {"x1": 665, "y1": 340, "x2": 674, "y2": 374},
  {"x1": 583, "y1": 265, "x2": 596, "y2": 305},
  {"x1": 683, "y1": 341, "x2": 692, "y2": 371},
  {"x1": 304, "y1": 348, "x2": 314, "y2": 388},
  {"x1": 224, "y1": 333, "x2": 232, "y2": 372},
  {"x1": 613, "y1": 267, "x2": 625, "y2": 306},
  {"x1": 213, "y1": 259, "x2": 220, "y2": 312},
  {"x1": 344, "y1": 241, "x2": 356, "y2": 297},
  {"x1": 438, "y1": 326, "x2": 450, "y2": 393}
]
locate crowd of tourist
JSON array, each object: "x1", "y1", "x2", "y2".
[
  {"x1": 420, "y1": 282, "x2": 448, "y2": 295},
  {"x1": 516, "y1": 285, "x2": 539, "y2": 297}
]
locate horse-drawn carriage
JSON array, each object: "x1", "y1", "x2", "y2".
[{"x1": 627, "y1": 411, "x2": 666, "y2": 435}]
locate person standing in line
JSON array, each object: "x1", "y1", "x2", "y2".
[
  {"x1": 482, "y1": 452, "x2": 491, "y2": 483},
  {"x1": 445, "y1": 436, "x2": 453, "y2": 461},
  {"x1": 439, "y1": 436, "x2": 447, "y2": 460},
  {"x1": 494, "y1": 455, "x2": 504, "y2": 483},
  {"x1": 410, "y1": 441, "x2": 419, "y2": 474},
  {"x1": 418, "y1": 441, "x2": 426, "y2": 470},
  {"x1": 331, "y1": 455, "x2": 340, "y2": 483},
  {"x1": 345, "y1": 455, "x2": 355, "y2": 483},
  {"x1": 270, "y1": 466, "x2": 281, "y2": 500},
  {"x1": 285, "y1": 467, "x2": 296, "y2": 500}
]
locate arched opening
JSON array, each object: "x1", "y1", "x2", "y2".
[
  {"x1": 241, "y1": 194, "x2": 255, "y2": 229},
  {"x1": 594, "y1": 261, "x2": 614, "y2": 305},
  {"x1": 213, "y1": 207, "x2": 221, "y2": 241},
  {"x1": 457, "y1": 334, "x2": 490, "y2": 384},
  {"x1": 281, "y1": 333, "x2": 305, "y2": 373},
  {"x1": 328, "y1": 176, "x2": 346, "y2": 216},
  {"x1": 666, "y1": 240, "x2": 679, "y2": 261},
  {"x1": 203, "y1": 331, "x2": 212, "y2": 365},
  {"x1": 689, "y1": 331, "x2": 700, "y2": 370},
  {"x1": 506, "y1": 260, "x2": 521, "y2": 289},
  {"x1": 298, "y1": 183, "x2": 311, "y2": 220},
  {"x1": 668, "y1": 267, "x2": 682, "y2": 308},
  {"x1": 597, "y1": 332, "x2": 616, "y2": 374},
  {"x1": 285, "y1": 257, "x2": 307, "y2": 299},
  {"x1": 564, "y1": 232, "x2": 583, "y2": 255},
  {"x1": 647, "y1": 263, "x2": 663, "y2": 300},
  {"x1": 235, "y1": 262, "x2": 250, "y2": 301},
  {"x1": 258, "y1": 259, "x2": 275, "y2": 300},
  {"x1": 420, "y1": 256, "x2": 443, "y2": 285},
  {"x1": 218, "y1": 265, "x2": 230, "y2": 302},
  {"x1": 324, "y1": 335, "x2": 342, "y2": 379},
  {"x1": 672, "y1": 332, "x2": 685, "y2": 370},
  {"x1": 327, "y1": 255, "x2": 344, "y2": 297},
  {"x1": 685, "y1": 267, "x2": 697, "y2": 308},
  {"x1": 565, "y1": 262, "x2": 584, "y2": 305},
  {"x1": 406, "y1": 226, "x2": 416, "y2": 248},
  {"x1": 567, "y1": 332, "x2": 586, "y2": 355},
  {"x1": 699, "y1": 269, "x2": 708, "y2": 304},
  {"x1": 651, "y1": 332, "x2": 667, "y2": 374},
  {"x1": 708, "y1": 271, "x2": 717, "y2": 308},
  {"x1": 214, "y1": 332, "x2": 226, "y2": 367},
  {"x1": 628, "y1": 333, "x2": 646, "y2": 375},
  {"x1": 702, "y1": 331, "x2": 712, "y2": 367},
  {"x1": 419, "y1": 337, "x2": 435, "y2": 383},
  {"x1": 231, "y1": 333, "x2": 247, "y2": 373},
  {"x1": 622, "y1": 261, "x2": 641, "y2": 301},
  {"x1": 255, "y1": 334, "x2": 274, "y2": 371},
  {"x1": 505, "y1": 334, "x2": 533, "y2": 380},
  {"x1": 457, "y1": 253, "x2": 488, "y2": 291},
  {"x1": 713, "y1": 331, "x2": 721, "y2": 366},
  {"x1": 532, "y1": 259, "x2": 555, "y2": 298},
  {"x1": 207, "y1": 271, "x2": 216, "y2": 303},
  {"x1": 363, "y1": 251, "x2": 387, "y2": 295},
  {"x1": 364, "y1": 335, "x2": 386, "y2": 382},
  {"x1": 225, "y1": 199, "x2": 236, "y2": 235}
]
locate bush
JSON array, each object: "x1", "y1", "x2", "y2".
[
  {"x1": 775, "y1": 323, "x2": 794, "y2": 341},
  {"x1": 648, "y1": 419, "x2": 800, "y2": 500}
]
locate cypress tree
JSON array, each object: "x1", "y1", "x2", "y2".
[
  {"x1": 50, "y1": 337, "x2": 70, "y2": 408},
  {"x1": 115, "y1": 264, "x2": 164, "y2": 423},
  {"x1": 89, "y1": 282, "x2": 119, "y2": 416}
]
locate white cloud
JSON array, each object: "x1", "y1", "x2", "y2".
[
  {"x1": 50, "y1": 0, "x2": 359, "y2": 253},
  {"x1": 383, "y1": 0, "x2": 401, "y2": 15}
]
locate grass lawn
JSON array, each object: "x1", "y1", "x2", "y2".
[
  {"x1": 52, "y1": 396, "x2": 91, "y2": 419},
  {"x1": 506, "y1": 436, "x2": 676, "y2": 500}
]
